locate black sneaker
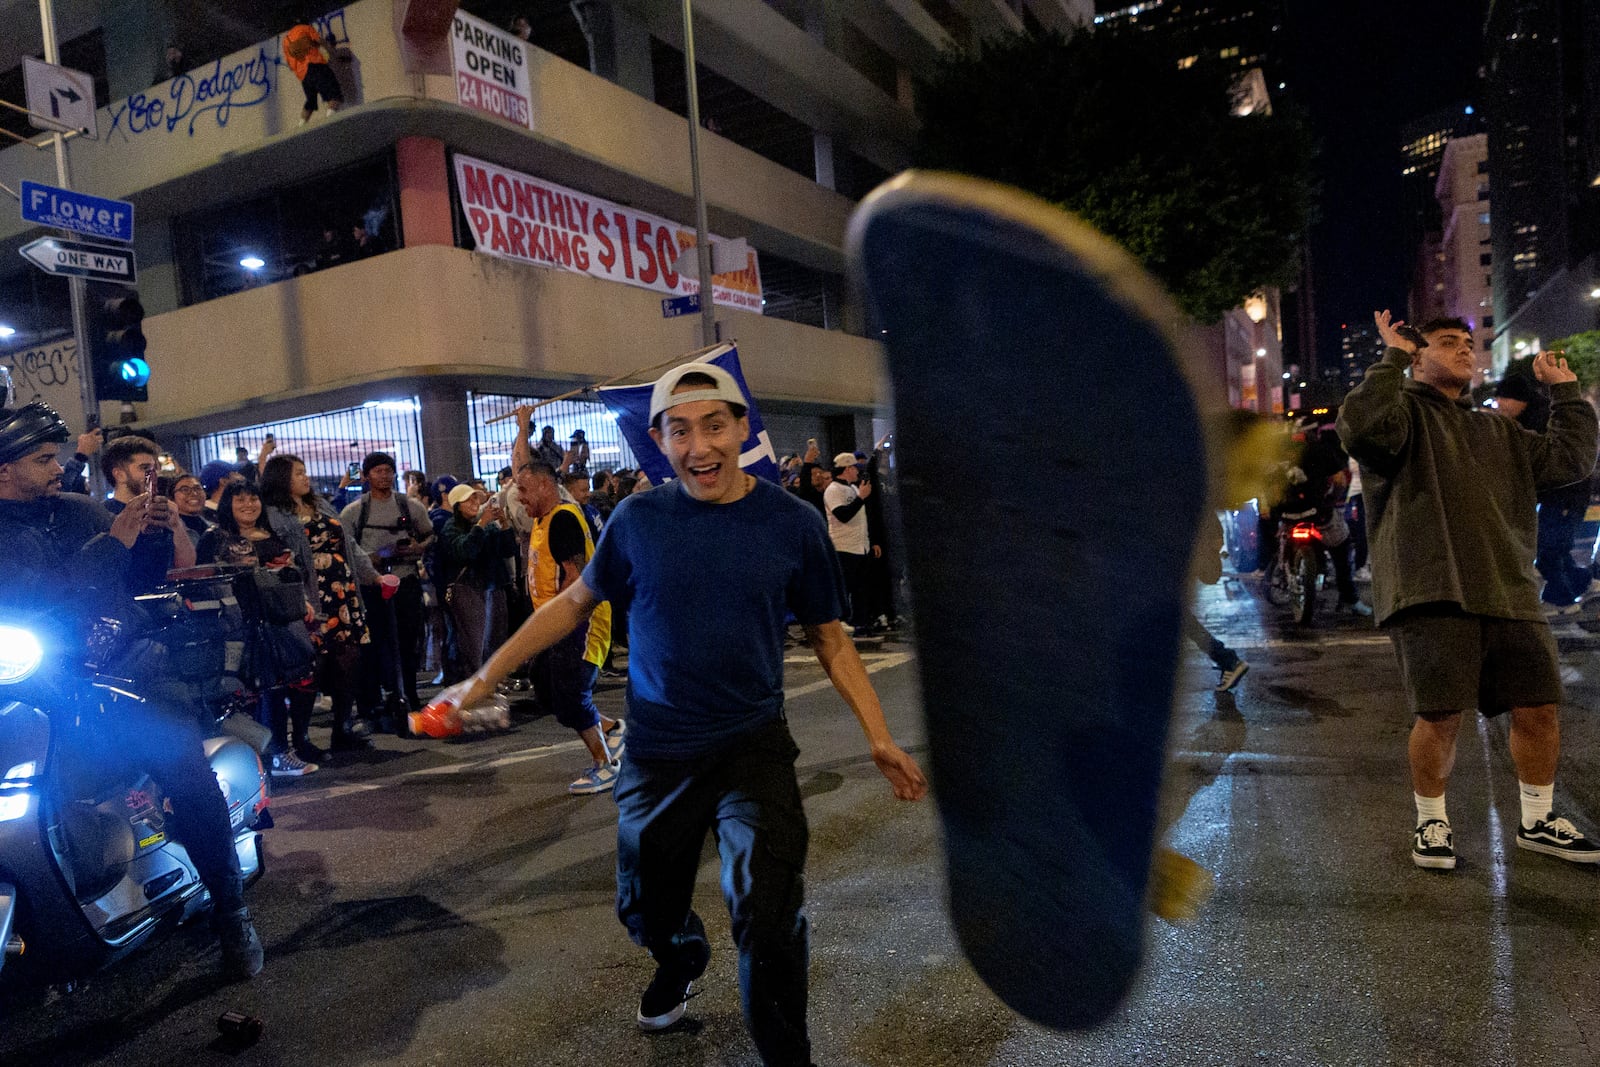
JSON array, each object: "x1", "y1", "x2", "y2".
[
  {"x1": 637, "y1": 922, "x2": 710, "y2": 1031},
  {"x1": 215, "y1": 906, "x2": 264, "y2": 980},
  {"x1": 1412, "y1": 819, "x2": 1456, "y2": 870},
  {"x1": 1516, "y1": 814, "x2": 1600, "y2": 864}
]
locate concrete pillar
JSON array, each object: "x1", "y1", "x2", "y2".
[
  {"x1": 576, "y1": 1, "x2": 655, "y2": 101},
  {"x1": 396, "y1": 136, "x2": 454, "y2": 248},
  {"x1": 814, "y1": 131, "x2": 836, "y2": 191},
  {"x1": 100, "y1": 0, "x2": 179, "y2": 103},
  {"x1": 417, "y1": 379, "x2": 473, "y2": 478}
]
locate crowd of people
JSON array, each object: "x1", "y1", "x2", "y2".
[
  {"x1": 39, "y1": 412, "x2": 903, "y2": 792},
  {"x1": 0, "y1": 358, "x2": 927, "y2": 1056}
]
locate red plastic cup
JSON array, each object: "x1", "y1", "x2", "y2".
[{"x1": 378, "y1": 573, "x2": 401, "y2": 600}]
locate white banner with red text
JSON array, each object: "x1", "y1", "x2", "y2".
[
  {"x1": 450, "y1": 10, "x2": 534, "y2": 129},
  {"x1": 452, "y1": 153, "x2": 764, "y2": 313}
]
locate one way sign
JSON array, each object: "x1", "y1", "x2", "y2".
[{"x1": 20, "y1": 237, "x2": 136, "y2": 284}]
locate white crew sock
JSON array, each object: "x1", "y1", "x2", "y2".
[
  {"x1": 1414, "y1": 792, "x2": 1448, "y2": 826},
  {"x1": 1519, "y1": 782, "x2": 1554, "y2": 830}
]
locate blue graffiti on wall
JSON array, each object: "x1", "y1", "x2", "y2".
[{"x1": 104, "y1": 9, "x2": 349, "y2": 141}]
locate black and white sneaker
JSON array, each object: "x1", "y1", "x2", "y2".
[
  {"x1": 637, "y1": 917, "x2": 711, "y2": 1031},
  {"x1": 1516, "y1": 814, "x2": 1600, "y2": 864},
  {"x1": 1412, "y1": 819, "x2": 1456, "y2": 870}
]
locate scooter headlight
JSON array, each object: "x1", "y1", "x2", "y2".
[{"x1": 0, "y1": 626, "x2": 44, "y2": 685}]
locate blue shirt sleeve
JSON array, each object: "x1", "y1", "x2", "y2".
[
  {"x1": 787, "y1": 507, "x2": 844, "y2": 626},
  {"x1": 582, "y1": 502, "x2": 632, "y2": 605}
]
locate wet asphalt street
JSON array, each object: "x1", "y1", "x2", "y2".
[{"x1": 3, "y1": 577, "x2": 1599, "y2": 1066}]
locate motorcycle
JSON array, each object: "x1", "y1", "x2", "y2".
[
  {"x1": 0, "y1": 583, "x2": 271, "y2": 985},
  {"x1": 1264, "y1": 511, "x2": 1334, "y2": 626}
]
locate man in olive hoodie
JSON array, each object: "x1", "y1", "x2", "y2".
[{"x1": 1338, "y1": 311, "x2": 1600, "y2": 870}]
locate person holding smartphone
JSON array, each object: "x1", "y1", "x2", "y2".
[
  {"x1": 340, "y1": 451, "x2": 434, "y2": 718},
  {"x1": 100, "y1": 434, "x2": 195, "y2": 590},
  {"x1": 1340, "y1": 311, "x2": 1600, "y2": 870}
]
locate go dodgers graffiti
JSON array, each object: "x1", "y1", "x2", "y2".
[{"x1": 105, "y1": 9, "x2": 349, "y2": 141}]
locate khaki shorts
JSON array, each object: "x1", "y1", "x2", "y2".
[{"x1": 1385, "y1": 602, "x2": 1562, "y2": 717}]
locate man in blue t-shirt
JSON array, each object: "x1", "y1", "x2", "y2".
[{"x1": 443, "y1": 361, "x2": 926, "y2": 1066}]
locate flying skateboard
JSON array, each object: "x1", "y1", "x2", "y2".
[{"x1": 847, "y1": 172, "x2": 1219, "y2": 1030}]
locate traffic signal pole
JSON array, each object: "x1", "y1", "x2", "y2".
[{"x1": 39, "y1": 0, "x2": 99, "y2": 440}]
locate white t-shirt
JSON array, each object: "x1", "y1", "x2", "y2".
[{"x1": 823, "y1": 480, "x2": 870, "y2": 555}]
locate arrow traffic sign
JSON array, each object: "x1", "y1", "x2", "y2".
[
  {"x1": 19, "y1": 237, "x2": 137, "y2": 284},
  {"x1": 22, "y1": 57, "x2": 97, "y2": 139}
]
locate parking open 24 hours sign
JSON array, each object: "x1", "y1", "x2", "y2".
[{"x1": 450, "y1": 10, "x2": 534, "y2": 129}]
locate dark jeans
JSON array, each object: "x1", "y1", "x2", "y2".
[
  {"x1": 614, "y1": 720, "x2": 812, "y2": 1067},
  {"x1": 1345, "y1": 494, "x2": 1367, "y2": 571},
  {"x1": 1181, "y1": 610, "x2": 1237, "y2": 669},
  {"x1": 836, "y1": 550, "x2": 874, "y2": 628},
  {"x1": 359, "y1": 575, "x2": 424, "y2": 709},
  {"x1": 69, "y1": 685, "x2": 244, "y2": 914},
  {"x1": 1536, "y1": 496, "x2": 1590, "y2": 604},
  {"x1": 534, "y1": 627, "x2": 600, "y2": 731}
]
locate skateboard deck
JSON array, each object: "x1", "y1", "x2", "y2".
[{"x1": 847, "y1": 172, "x2": 1217, "y2": 1029}]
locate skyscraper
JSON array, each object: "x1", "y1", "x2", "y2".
[{"x1": 1483, "y1": 0, "x2": 1600, "y2": 365}]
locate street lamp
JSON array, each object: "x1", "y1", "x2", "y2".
[
  {"x1": 239, "y1": 255, "x2": 265, "y2": 271},
  {"x1": 0, "y1": 325, "x2": 15, "y2": 339}
]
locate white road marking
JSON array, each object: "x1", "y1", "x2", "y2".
[{"x1": 273, "y1": 651, "x2": 917, "y2": 808}]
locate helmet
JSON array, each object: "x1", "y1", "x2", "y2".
[{"x1": 0, "y1": 402, "x2": 70, "y2": 465}]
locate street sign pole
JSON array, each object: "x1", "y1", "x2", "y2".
[
  {"x1": 39, "y1": 0, "x2": 99, "y2": 446},
  {"x1": 681, "y1": 0, "x2": 718, "y2": 348}
]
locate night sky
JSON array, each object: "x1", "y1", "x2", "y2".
[{"x1": 1282, "y1": 0, "x2": 1488, "y2": 371}]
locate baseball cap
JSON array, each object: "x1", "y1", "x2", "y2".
[
  {"x1": 649, "y1": 362, "x2": 747, "y2": 425},
  {"x1": 200, "y1": 459, "x2": 238, "y2": 494},
  {"x1": 446, "y1": 483, "x2": 484, "y2": 508},
  {"x1": 832, "y1": 451, "x2": 860, "y2": 469}
]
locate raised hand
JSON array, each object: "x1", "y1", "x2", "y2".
[
  {"x1": 1533, "y1": 349, "x2": 1577, "y2": 386},
  {"x1": 1373, "y1": 309, "x2": 1415, "y2": 353},
  {"x1": 109, "y1": 493, "x2": 150, "y2": 547}
]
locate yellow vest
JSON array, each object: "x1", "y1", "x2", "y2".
[{"x1": 530, "y1": 502, "x2": 612, "y2": 666}]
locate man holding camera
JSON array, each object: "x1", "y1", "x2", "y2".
[
  {"x1": 1337, "y1": 311, "x2": 1600, "y2": 871},
  {"x1": 101, "y1": 434, "x2": 195, "y2": 589},
  {"x1": 0, "y1": 402, "x2": 263, "y2": 979},
  {"x1": 341, "y1": 452, "x2": 434, "y2": 719}
]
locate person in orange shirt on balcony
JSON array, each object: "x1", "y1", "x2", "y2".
[{"x1": 282, "y1": 15, "x2": 344, "y2": 126}]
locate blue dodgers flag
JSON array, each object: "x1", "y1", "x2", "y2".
[{"x1": 599, "y1": 344, "x2": 780, "y2": 487}]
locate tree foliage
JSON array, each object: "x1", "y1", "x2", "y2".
[
  {"x1": 1552, "y1": 330, "x2": 1600, "y2": 391},
  {"x1": 913, "y1": 30, "x2": 1317, "y2": 324}
]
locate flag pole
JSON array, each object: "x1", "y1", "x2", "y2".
[{"x1": 482, "y1": 342, "x2": 726, "y2": 424}]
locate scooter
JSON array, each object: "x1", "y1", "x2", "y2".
[{"x1": 0, "y1": 602, "x2": 270, "y2": 985}]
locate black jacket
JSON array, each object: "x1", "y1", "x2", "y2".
[{"x1": 0, "y1": 493, "x2": 132, "y2": 630}]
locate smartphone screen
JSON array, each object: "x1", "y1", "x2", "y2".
[{"x1": 347, "y1": 462, "x2": 361, "y2": 478}]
